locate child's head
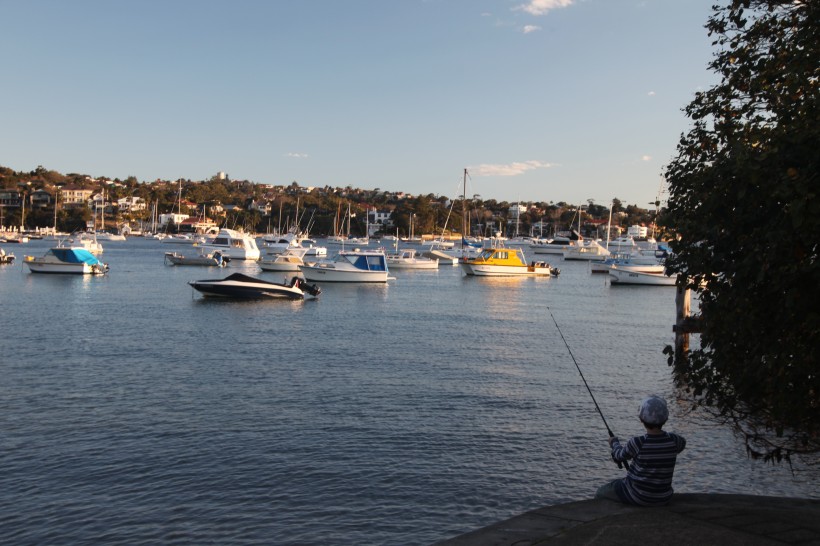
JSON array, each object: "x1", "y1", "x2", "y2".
[{"x1": 639, "y1": 395, "x2": 669, "y2": 429}]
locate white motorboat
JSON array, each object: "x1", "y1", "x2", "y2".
[
  {"x1": 198, "y1": 228, "x2": 261, "y2": 260},
  {"x1": 562, "y1": 240, "x2": 611, "y2": 261},
  {"x1": 590, "y1": 251, "x2": 665, "y2": 274},
  {"x1": 95, "y1": 231, "x2": 127, "y2": 241},
  {"x1": 385, "y1": 249, "x2": 438, "y2": 270},
  {"x1": 24, "y1": 247, "x2": 109, "y2": 275},
  {"x1": 301, "y1": 249, "x2": 389, "y2": 283},
  {"x1": 160, "y1": 234, "x2": 206, "y2": 245},
  {"x1": 300, "y1": 239, "x2": 328, "y2": 257},
  {"x1": 529, "y1": 235, "x2": 574, "y2": 255},
  {"x1": 164, "y1": 248, "x2": 229, "y2": 267},
  {"x1": 608, "y1": 264, "x2": 676, "y2": 286},
  {"x1": 259, "y1": 247, "x2": 308, "y2": 272},
  {"x1": 189, "y1": 272, "x2": 321, "y2": 299},
  {"x1": 604, "y1": 235, "x2": 638, "y2": 253},
  {"x1": 71, "y1": 233, "x2": 104, "y2": 255},
  {"x1": 0, "y1": 248, "x2": 15, "y2": 264},
  {"x1": 261, "y1": 232, "x2": 303, "y2": 254}
]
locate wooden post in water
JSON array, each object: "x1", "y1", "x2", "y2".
[{"x1": 674, "y1": 276, "x2": 693, "y2": 359}]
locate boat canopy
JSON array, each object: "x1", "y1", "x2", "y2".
[
  {"x1": 343, "y1": 253, "x2": 386, "y2": 271},
  {"x1": 50, "y1": 248, "x2": 101, "y2": 265}
]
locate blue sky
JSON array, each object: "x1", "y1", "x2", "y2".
[{"x1": 1, "y1": 0, "x2": 717, "y2": 206}]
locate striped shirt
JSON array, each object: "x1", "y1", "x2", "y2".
[{"x1": 610, "y1": 431, "x2": 686, "y2": 506}]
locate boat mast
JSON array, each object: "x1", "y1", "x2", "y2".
[
  {"x1": 461, "y1": 168, "x2": 468, "y2": 249},
  {"x1": 606, "y1": 200, "x2": 613, "y2": 249}
]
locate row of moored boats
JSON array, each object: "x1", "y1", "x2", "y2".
[{"x1": 1, "y1": 229, "x2": 677, "y2": 301}]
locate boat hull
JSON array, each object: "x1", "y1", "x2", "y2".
[
  {"x1": 300, "y1": 265, "x2": 388, "y2": 283},
  {"x1": 460, "y1": 263, "x2": 553, "y2": 277},
  {"x1": 386, "y1": 260, "x2": 439, "y2": 270}
]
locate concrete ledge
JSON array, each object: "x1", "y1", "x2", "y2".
[{"x1": 434, "y1": 494, "x2": 820, "y2": 545}]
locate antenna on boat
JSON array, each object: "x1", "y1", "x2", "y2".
[{"x1": 547, "y1": 306, "x2": 628, "y2": 471}]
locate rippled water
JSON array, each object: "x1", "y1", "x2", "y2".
[{"x1": 1, "y1": 238, "x2": 817, "y2": 545}]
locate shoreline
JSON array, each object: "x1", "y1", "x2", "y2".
[{"x1": 434, "y1": 493, "x2": 820, "y2": 545}]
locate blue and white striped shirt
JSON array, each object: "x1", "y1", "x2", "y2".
[{"x1": 610, "y1": 431, "x2": 686, "y2": 506}]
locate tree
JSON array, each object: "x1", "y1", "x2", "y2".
[{"x1": 662, "y1": 0, "x2": 820, "y2": 460}]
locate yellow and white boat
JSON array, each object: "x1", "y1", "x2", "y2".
[{"x1": 460, "y1": 247, "x2": 559, "y2": 277}]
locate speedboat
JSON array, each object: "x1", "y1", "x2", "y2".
[
  {"x1": 198, "y1": 228, "x2": 261, "y2": 260},
  {"x1": 164, "y1": 248, "x2": 229, "y2": 267},
  {"x1": 300, "y1": 249, "x2": 389, "y2": 283},
  {"x1": 460, "y1": 247, "x2": 559, "y2": 277},
  {"x1": 385, "y1": 249, "x2": 438, "y2": 270},
  {"x1": 24, "y1": 247, "x2": 109, "y2": 275},
  {"x1": 259, "y1": 247, "x2": 308, "y2": 272},
  {"x1": 608, "y1": 264, "x2": 676, "y2": 286},
  {"x1": 188, "y1": 272, "x2": 321, "y2": 299}
]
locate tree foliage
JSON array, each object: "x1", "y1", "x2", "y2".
[{"x1": 662, "y1": 0, "x2": 820, "y2": 460}]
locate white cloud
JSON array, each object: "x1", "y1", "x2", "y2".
[
  {"x1": 514, "y1": 0, "x2": 575, "y2": 16},
  {"x1": 641, "y1": 155, "x2": 652, "y2": 162},
  {"x1": 469, "y1": 160, "x2": 555, "y2": 177},
  {"x1": 647, "y1": 91, "x2": 656, "y2": 96},
  {"x1": 286, "y1": 152, "x2": 308, "y2": 159},
  {"x1": 522, "y1": 25, "x2": 542, "y2": 34}
]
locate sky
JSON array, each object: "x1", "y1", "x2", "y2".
[{"x1": 0, "y1": 0, "x2": 719, "y2": 207}]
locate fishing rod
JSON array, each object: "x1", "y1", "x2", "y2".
[{"x1": 547, "y1": 306, "x2": 628, "y2": 471}]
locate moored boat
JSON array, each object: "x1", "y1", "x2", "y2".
[
  {"x1": 24, "y1": 247, "x2": 109, "y2": 275},
  {"x1": 562, "y1": 240, "x2": 611, "y2": 261},
  {"x1": 0, "y1": 248, "x2": 15, "y2": 264},
  {"x1": 590, "y1": 251, "x2": 665, "y2": 274},
  {"x1": 164, "y1": 249, "x2": 229, "y2": 267},
  {"x1": 608, "y1": 264, "x2": 676, "y2": 286},
  {"x1": 301, "y1": 249, "x2": 389, "y2": 283},
  {"x1": 198, "y1": 228, "x2": 261, "y2": 260},
  {"x1": 385, "y1": 249, "x2": 438, "y2": 270},
  {"x1": 188, "y1": 272, "x2": 321, "y2": 299},
  {"x1": 460, "y1": 247, "x2": 559, "y2": 277},
  {"x1": 259, "y1": 247, "x2": 308, "y2": 272}
]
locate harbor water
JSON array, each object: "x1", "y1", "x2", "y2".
[{"x1": 1, "y1": 238, "x2": 817, "y2": 545}]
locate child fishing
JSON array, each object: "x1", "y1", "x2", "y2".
[{"x1": 595, "y1": 395, "x2": 686, "y2": 506}]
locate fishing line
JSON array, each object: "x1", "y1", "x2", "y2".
[{"x1": 547, "y1": 306, "x2": 628, "y2": 470}]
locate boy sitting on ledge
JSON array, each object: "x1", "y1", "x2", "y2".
[{"x1": 595, "y1": 395, "x2": 686, "y2": 506}]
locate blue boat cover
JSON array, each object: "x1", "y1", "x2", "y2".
[{"x1": 51, "y1": 248, "x2": 101, "y2": 265}]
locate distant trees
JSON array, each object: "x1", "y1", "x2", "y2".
[{"x1": 662, "y1": 0, "x2": 819, "y2": 460}]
